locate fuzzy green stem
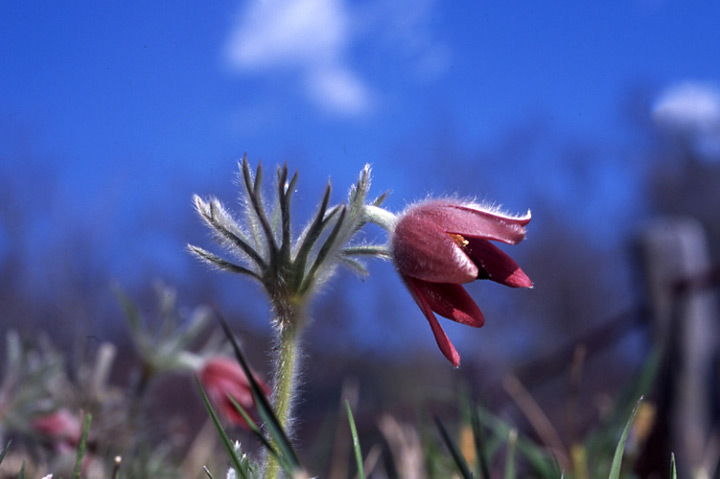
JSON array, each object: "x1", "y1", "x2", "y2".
[
  {"x1": 273, "y1": 324, "x2": 300, "y2": 430},
  {"x1": 265, "y1": 307, "x2": 303, "y2": 479},
  {"x1": 363, "y1": 204, "x2": 397, "y2": 231}
]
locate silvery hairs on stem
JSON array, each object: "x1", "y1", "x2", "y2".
[{"x1": 187, "y1": 156, "x2": 390, "y2": 329}]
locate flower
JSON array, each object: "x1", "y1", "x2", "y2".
[
  {"x1": 31, "y1": 409, "x2": 82, "y2": 451},
  {"x1": 391, "y1": 200, "x2": 532, "y2": 367},
  {"x1": 199, "y1": 356, "x2": 270, "y2": 428}
]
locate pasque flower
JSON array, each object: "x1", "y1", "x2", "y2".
[
  {"x1": 199, "y1": 356, "x2": 270, "y2": 428},
  {"x1": 31, "y1": 409, "x2": 82, "y2": 451},
  {"x1": 391, "y1": 200, "x2": 532, "y2": 367}
]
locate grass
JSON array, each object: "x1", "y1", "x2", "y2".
[{"x1": 0, "y1": 292, "x2": 675, "y2": 479}]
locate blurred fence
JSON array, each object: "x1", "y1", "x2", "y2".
[
  {"x1": 639, "y1": 217, "x2": 720, "y2": 478},
  {"x1": 506, "y1": 216, "x2": 720, "y2": 478}
]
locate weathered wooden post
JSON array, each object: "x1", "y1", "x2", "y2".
[{"x1": 639, "y1": 217, "x2": 718, "y2": 477}]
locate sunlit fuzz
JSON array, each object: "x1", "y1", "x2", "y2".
[
  {"x1": 391, "y1": 200, "x2": 532, "y2": 367},
  {"x1": 199, "y1": 356, "x2": 270, "y2": 428}
]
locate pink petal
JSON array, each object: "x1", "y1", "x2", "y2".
[
  {"x1": 403, "y1": 276, "x2": 461, "y2": 367},
  {"x1": 414, "y1": 201, "x2": 530, "y2": 245},
  {"x1": 392, "y1": 213, "x2": 478, "y2": 283},
  {"x1": 409, "y1": 277, "x2": 486, "y2": 327},
  {"x1": 464, "y1": 238, "x2": 533, "y2": 288}
]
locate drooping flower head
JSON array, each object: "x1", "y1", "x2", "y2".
[
  {"x1": 199, "y1": 356, "x2": 270, "y2": 428},
  {"x1": 31, "y1": 409, "x2": 82, "y2": 452},
  {"x1": 391, "y1": 200, "x2": 532, "y2": 367}
]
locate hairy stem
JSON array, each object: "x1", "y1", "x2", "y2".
[{"x1": 265, "y1": 304, "x2": 303, "y2": 479}]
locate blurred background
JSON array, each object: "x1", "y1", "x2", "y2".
[{"x1": 2, "y1": 1, "x2": 720, "y2": 476}]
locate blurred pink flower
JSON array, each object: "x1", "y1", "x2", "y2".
[
  {"x1": 32, "y1": 408, "x2": 82, "y2": 451},
  {"x1": 199, "y1": 356, "x2": 269, "y2": 428},
  {"x1": 391, "y1": 200, "x2": 532, "y2": 367}
]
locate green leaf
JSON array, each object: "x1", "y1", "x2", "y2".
[
  {"x1": 300, "y1": 206, "x2": 347, "y2": 295},
  {"x1": 475, "y1": 406, "x2": 559, "y2": 478},
  {"x1": 216, "y1": 313, "x2": 302, "y2": 474},
  {"x1": 471, "y1": 407, "x2": 491, "y2": 479},
  {"x1": 199, "y1": 197, "x2": 267, "y2": 268},
  {"x1": 339, "y1": 256, "x2": 369, "y2": 277},
  {"x1": 111, "y1": 455, "x2": 122, "y2": 479},
  {"x1": 203, "y1": 465, "x2": 216, "y2": 479},
  {"x1": 0, "y1": 441, "x2": 11, "y2": 465},
  {"x1": 372, "y1": 190, "x2": 389, "y2": 207},
  {"x1": 115, "y1": 287, "x2": 143, "y2": 337},
  {"x1": 73, "y1": 413, "x2": 92, "y2": 479},
  {"x1": 670, "y1": 453, "x2": 677, "y2": 479},
  {"x1": 227, "y1": 395, "x2": 277, "y2": 457},
  {"x1": 188, "y1": 245, "x2": 261, "y2": 279},
  {"x1": 346, "y1": 401, "x2": 366, "y2": 479},
  {"x1": 292, "y1": 183, "x2": 333, "y2": 290},
  {"x1": 194, "y1": 376, "x2": 251, "y2": 479},
  {"x1": 435, "y1": 417, "x2": 474, "y2": 479},
  {"x1": 277, "y1": 164, "x2": 293, "y2": 264},
  {"x1": 341, "y1": 245, "x2": 391, "y2": 257},
  {"x1": 241, "y1": 157, "x2": 277, "y2": 258},
  {"x1": 608, "y1": 397, "x2": 643, "y2": 479},
  {"x1": 504, "y1": 429, "x2": 517, "y2": 479}
]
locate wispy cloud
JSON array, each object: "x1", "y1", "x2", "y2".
[
  {"x1": 653, "y1": 81, "x2": 720, "y2": 160},
  {"x1": 223, "y1": 0, "x2": 448, "y2": 119},
  {"x1": 653, "y1": 82, "x2": 720, "y2": 131},
  {"x1": 224, "y1": 0, "x2": 372, "y2": 117}
]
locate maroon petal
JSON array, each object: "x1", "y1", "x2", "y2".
[
  {"x1": 408, "y1": 277, "x2": 485, "y2": 327},
  {"x1": 403, "y1": 276, "x2": 461, "y2": 367},
  {"x1": 414, "y1": 201, "x2": 530, "y2": 245},
  {"x1": 464, "y1": 237, "x2": 533, "y2": 288},
  {"x1": 392, "y1": 213, "x2": 478, "y2": 283}
]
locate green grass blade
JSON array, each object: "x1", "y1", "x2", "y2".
[
  {"x1": 670, "y1": 453, "x2": 677, "y2": 479},
  {"x1": 254, "y1": 398, "x2": 302, "y2": 476},
  {"x1": 217, "y1": 312, "x2": 302, "y2": 473},
  {"x1": 194, "y1": 376, "x2": 251, "y2": 479},
  {"x1": 475, "y1": 406, "x2": 560, "y2": 478},
  {"x1": 0, "y1": 440, "x2": 11, "y2": 465},
  {"x1": 227, "y1": 395, "x2": 278, "y2": 457},
  {"x1": 111, "y1": 455, "x2": 122, "y2": 479},
  {"x1": 471, "y1": 407, "x2": 491, "y2": 479},
  {"x1": 346, "y1": 401, "x2": 366, "y2": 479},
  {"x1": 504, "y1": 429, "x2": 518, "y2": 479},
  {"x1": 608, "y1": 396, "x2": 643, "y2": 479},
  {"x1": 73, "y1": 413, "x2": 92, "y2": 479},
  {"x1": 435, "y1": 417, "x2": 474, "y2": 479},
  {"x1": 18, "y1": 461, "x2": 25, "y2": 479},
  {"x1": 203, "y1": 465, "x2": 216, "y2": 479}
]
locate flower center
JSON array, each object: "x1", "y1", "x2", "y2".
[{"x1": 448, "y1": 233, "x2": 469, "y2": 248}]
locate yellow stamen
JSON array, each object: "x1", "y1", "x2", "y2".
[{"x1": 448, "y1": 233, "x2": 469, "y2": 248}]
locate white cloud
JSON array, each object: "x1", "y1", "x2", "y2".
[
  {"x1": 223, "y1": 0, "x2": 448, "y2": 118},
  {"x1": 224, "y1": 0, "x2": 371, "y2": 117},
  {"x1": 305, "y1": 66, "x2": 372, "y2": 116},
  {"x1": 652, "y1": 81, "x2": 720, "y2": 160},
  {"x1": 652, "y1": 82, "x2": 720, "y2": 133},
  {"x1": 226, "y1": 0, "x2": 346, "y2": 69}
]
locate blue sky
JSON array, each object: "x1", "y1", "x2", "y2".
[
  {"x1": 5, "y1": 1, "x2": 719, "y2": 167},
  {"x1": 2, "y1": 1, "x2": 720, "y2": 358}
]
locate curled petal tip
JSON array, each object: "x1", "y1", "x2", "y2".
[{"x1": 504, "y1": 269, "x2": 533, "y2": 288}]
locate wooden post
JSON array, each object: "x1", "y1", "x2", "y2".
[{"x1": 640, "y1": 217, "x2": 718, "y2": 476}]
